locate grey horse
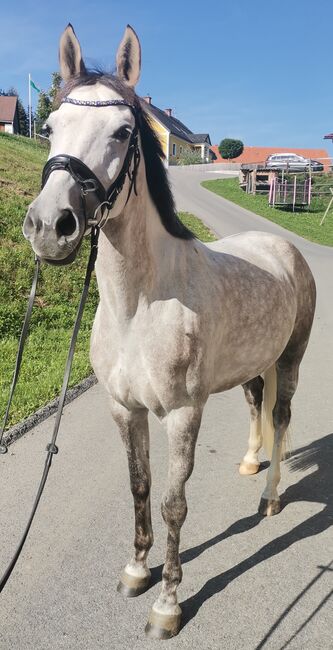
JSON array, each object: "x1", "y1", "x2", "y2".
[{"x1": 23, "y1": 24, "x2": 316, "y2": 639}]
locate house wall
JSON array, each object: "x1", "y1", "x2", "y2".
[
  {"x1": 146, "y1": 111, "x2": 211, "y2": 165},
  {"x1": 193, "y1": 143, "x2": 212, "y2": 163},
  {"x1": 146, "y1": 114, "x2": 168, "y2": 159},
  {"x1": 169, "y1": 134, "x2": 195, "y2": 165}
]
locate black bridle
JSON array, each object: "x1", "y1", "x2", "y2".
[
  {"x1": 0, "y1": 96, "x2": 141, "y2": 591},
  {"x1": 41, "y1": 97, "x2": 141, "y2": 232}
]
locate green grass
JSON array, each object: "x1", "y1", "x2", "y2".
[
  {"x1": 178, "y1": 211, "x2": 216, "y2": 241},
  {"x1": 201, "y1": 177, "x2": 333, "y2": 246},
  {"x1": 0, "y1": 132, "x2": 99, "y2": 428},
  {"x1": 0, "y1": 132, "x2": 214, "y2": 428}
]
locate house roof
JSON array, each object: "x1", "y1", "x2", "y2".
[
  {"x1": 145, "y1": 101, "x2": 211, "y2": 145},
  {"x1": 0, "y1": 96, "x2": 17, "y2": 123},
  {"x1": 210, "y1": 145, "x2": 331, "y2": 170},
  {"x1": 190, "y1": 133, "x2": 211, "y2": 144}
]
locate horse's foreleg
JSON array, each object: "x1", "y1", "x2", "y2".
[
  {"x1": 110, "y1": 399, "x2": 153, "y2": 596},
  {"x1": 145, "y1": 405, "x2": 203, "y2": 640},
  {"x1": 239, "y1": 376, "x2": 264, "y2": 475}
]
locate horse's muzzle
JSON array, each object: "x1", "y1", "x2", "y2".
[{"x1": 23, "y1": 206, "x2": 84, "y2": 265}]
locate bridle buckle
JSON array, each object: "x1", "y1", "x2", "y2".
[{"x1": 80, "y1": 179, "x2": 98, "y2": 196}]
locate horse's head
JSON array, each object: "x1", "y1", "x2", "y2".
[{"x1": 23, "y1": 24, "x2": 141, "y2": 264}]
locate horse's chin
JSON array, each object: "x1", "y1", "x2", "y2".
[{"x1": 44, "y1": 248, "x2": 78, "y2": 266}]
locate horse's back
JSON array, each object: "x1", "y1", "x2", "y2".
[{"x1": 207, "y1": 230, "x2": 312, "y2": 284}]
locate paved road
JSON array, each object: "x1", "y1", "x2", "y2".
[{"x1": 0, "y1": 168, "x2": 332, "y2": 649}]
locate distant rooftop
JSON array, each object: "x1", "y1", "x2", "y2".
[{"x1": 0, "y1": 96, "x2": 17, "y2": 123}]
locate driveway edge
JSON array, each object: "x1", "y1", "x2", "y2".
[{"x1": 3, "y1": 374, "x2": 97, "y2": 448}]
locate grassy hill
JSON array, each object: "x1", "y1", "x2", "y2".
[
  {"x1": 0, "y1": 133, "x2": 99, "y2": 428},
  {"x1": 0, "y1": 133, "x2": 215, "y2": 429}
]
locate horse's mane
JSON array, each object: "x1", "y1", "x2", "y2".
[{"x1": 59, "y1": 71, "x2": 194, "y2": 240}]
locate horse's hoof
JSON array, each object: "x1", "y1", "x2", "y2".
[
  {"x1": 145, "y1": 607, "x2": 181, "y2": 639},
  {"x1": 117, "y1": 570, "x2": 151, "y2": 597},
  {"x1": 258, "y1": 497, "x2": 281, "y2": 516},
  {"x1": 239, "y1": 461, "x2": 260, "y2": 475}
]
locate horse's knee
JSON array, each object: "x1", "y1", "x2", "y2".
[
  {"x1": 161, "y1": 493, "x2": 187, "y2": 530},
  {"x1": 131, "y1": 479, "x2": 150, "y2": 501}
]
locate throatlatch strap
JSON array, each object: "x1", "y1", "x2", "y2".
[
  {"x1": 0, "y1": 256, "x2": 40, "y2": 454},
  {"x1": 0, "y1": 227, "x2": 99, "y2": 592}
]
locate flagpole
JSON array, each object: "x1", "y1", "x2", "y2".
[{"x1": 28, "y1": 73, "x2": 32, "y2": 139}]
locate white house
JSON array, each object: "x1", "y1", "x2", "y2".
[{"x1": 0, "y1": 96, "x2": 20, "y2": 134}]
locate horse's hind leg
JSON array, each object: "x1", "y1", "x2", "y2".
[
  {"x1": 145, "y1": 405, "x2": 203, "y2": 639},
  {"x1": 258, "y1": 359, "x2": 297, "y2": 516},
  {"x1": 239, "y1": 376, "x2": 264, "y2": 475},
  {"x1": 110, "y1": 399, "x2": 153, "y2": 596}
]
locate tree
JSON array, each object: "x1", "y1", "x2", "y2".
[
  {"x1": 219, "y1": 138, "x2": 244, "y2": 160},
  {"x1": 17, "y1": 98, "x2": 29, "y2": 136},
  {"x1": 49, "y1": 72, "x2": 62, "y2": 110},
  {"x1": 35, "y1": 92, "x2": 52, "y2": 132},
  {"x1": 34, "y1": 72, "x2": 62, "y2": 133}
]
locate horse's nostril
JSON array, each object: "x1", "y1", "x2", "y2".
[
  {"x1": 56, "y1": 210, "x2": 77, "y2": 238},
  {"x1": 24, "y1": 214, "x2": 35, "y2": 235}
]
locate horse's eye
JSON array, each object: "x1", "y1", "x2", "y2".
[
  {"x1": 41, "y1": 123, "x2": 52, "y2": 138},
  {"x1": 114, "y1": 126, "x2": 131, "y2": 142}
]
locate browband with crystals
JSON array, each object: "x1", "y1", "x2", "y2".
[{"x1": 61, "y1": 97, "x2": 136, "y2": 109}]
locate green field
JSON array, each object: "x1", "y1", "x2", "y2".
[
  {"x1": 202, "y1": 177, "x2": 333, "y2": 246},
  {"x1": 0, "y1": 132, "x2": 214, "y2": 428}
]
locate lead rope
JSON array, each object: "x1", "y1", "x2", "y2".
[
  {"x1": 0, "y1": 255, "x2": 40, "y2": 454},
  {"x1": 0, "y1": 226, "x2": 99, "y2": 592}
]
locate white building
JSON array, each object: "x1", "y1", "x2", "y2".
[{"x1": 0, "y1": 96, "x2": 20, "y2": 134}]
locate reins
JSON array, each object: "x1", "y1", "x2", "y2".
[{"x1": 0, "y1": 97, "x2": 140, "y2": 591}]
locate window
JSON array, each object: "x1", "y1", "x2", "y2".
[{"x1": 172, "y1": 143, "x2": 176, "y2": 156}]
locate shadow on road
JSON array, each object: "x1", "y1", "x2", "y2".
[{"x1": 150, "y1": 433, "x2": 333, "y2": 640}]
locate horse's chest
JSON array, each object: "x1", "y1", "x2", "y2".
[{"x1": 90, "y1": 307, "x2": 202, "y2": 415}]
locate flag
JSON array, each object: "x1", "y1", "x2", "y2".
[{"x1": 30, "y1": 79, "x2": 41, "y2": 93}]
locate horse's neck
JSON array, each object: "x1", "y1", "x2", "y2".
[{"x1": 95, "y1": 188, "x2": 171, "y2": 320}]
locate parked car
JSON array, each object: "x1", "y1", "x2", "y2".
[{"x1": 266, "y1": 153, "x2": 324, "y2": 171}]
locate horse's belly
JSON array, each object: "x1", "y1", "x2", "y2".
[{"x1": 210, "y1": 302, "x2": 296, "y2": 392}]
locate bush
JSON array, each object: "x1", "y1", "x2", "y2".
[
  {"x1": 177, "y1": 149, "x2": 203, "y2": 165},
  {"x1": 218, "y1": 138, "x2": 244, "y2": 160}
]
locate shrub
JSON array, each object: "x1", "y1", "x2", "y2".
[
  {"x1": 177, "y1": 149, "x2": 203, "y2": 165},
  {"x1": 218, "y1": 138, "x2": 244, "y2": 160}
]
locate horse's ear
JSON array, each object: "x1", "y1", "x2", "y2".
[
  {"x1": 59, "y1": 24, "x2": 87, "y2": 81},
  {"x1": 116, "y1": 25, "x2": 141, "y2": 87}
]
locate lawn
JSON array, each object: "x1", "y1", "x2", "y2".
[
  {"x1": 201, "y1": 177, "x2": 333, "y2": 247},
  {"x1": 0, "y1": 132, "x2": 214, "y2": 428}
]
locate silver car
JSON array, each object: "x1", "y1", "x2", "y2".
[{"x1": 266, "y1": 153, "x2": 323, "y2": 171}]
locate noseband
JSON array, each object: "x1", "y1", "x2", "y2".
[{"x1": 41, "y1": 97, "x2": 141, "y2": 229}]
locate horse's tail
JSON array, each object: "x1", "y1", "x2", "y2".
[{"x1": 261, "y1": 364, "x2": 290, "y2": 460}]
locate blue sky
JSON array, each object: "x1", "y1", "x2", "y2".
[{"x1": 2, "y1": 0, "x2": 333, "y2": 149}]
